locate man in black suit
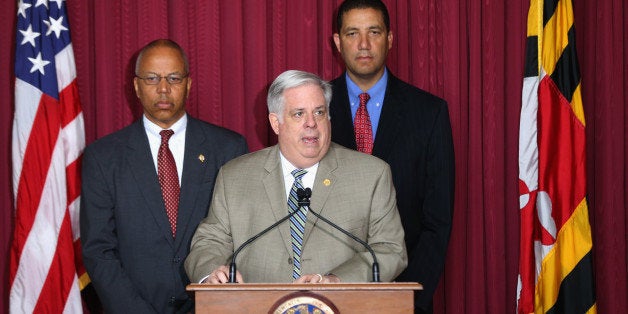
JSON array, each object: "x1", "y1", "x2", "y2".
[
  {"x1": 330, "y1": 1, "x2": 455, "y2": 313},
  {"x1": 80, "y1": 39, "x2": 247, "y2": 313}
]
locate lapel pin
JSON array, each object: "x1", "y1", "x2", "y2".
[
  {"x1": 198, "y1": 154, "x2": 205, "y2": 162},
  {"x1": 323, "y1": 179, "x2": 331, "y2": 186}
]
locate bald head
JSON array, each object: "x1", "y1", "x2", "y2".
[{"x1": 135, "y1": 39, "x2": 189, "y2": 75}]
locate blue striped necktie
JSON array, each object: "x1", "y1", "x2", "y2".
[{"x1": 288, "y1": 169, "x2": 308, "y2": 279}]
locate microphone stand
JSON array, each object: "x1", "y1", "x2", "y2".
[
  {"x1": 228, "y1": 204, "x2": 302, "y2": 283},
  {"x1": 297, "y1": 188, "x2": 380, "y2": 282}
]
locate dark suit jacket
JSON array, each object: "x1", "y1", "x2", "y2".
[
  {"x1": 185, "y1": 143, "x2": 407, "y2": 283},
  {"x1": 80, "y1": 115, "x2": 247, "y2": 313},
  {"x1": 330, "y1": 72, "x2": 455, "y2": 311}
]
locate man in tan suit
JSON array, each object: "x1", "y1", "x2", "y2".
[{"x1": 185, "y1": 70, "x2": 407, "y2": 284}]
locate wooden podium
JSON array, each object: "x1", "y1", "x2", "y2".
[{"x1": 187, "y1": 282, "x2": 422, "y2": 313}]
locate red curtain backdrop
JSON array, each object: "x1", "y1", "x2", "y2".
[{"x1": 1, "y1": 1, "x2": 626, "y2": 313}]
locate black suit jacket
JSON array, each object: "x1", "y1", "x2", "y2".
[
  {"x1": 80, "y1": 115, "x2": 247, "y2": 313},
  {"x1": 330, "y1": 72, "x2": 455, "y2": 311}
]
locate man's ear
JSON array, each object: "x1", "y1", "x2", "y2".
[
  {"x1": 333, "y1": 33, "x2": 341, "y2": 52},
  {"x1": 185, "y1": 77, "x2": 192, "y2": 98},
  {"x1": 133, "y1": 77, "x2": 140, "y2": 97},
  {"x1": 269, "y1": 113, "x2": 280, "y2": 135}
]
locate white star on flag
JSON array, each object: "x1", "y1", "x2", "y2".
[
  {"x1": 35, "y1": 0, "x2": 48, "y2": 9},
  {"x1": 20, "y1": 25, "x2": 40, "y2": 48},
  {"x1": 28, "y1": 52, "x2": 50, "y2": 74},
  {"x1": 17, "y1": 0, "x2": 32, "y2": 18},
  {"x1": 44, "y1": 16, "x2": 68, "y2": 38}
]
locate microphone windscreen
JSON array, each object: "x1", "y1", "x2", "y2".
[{"x1": 297, "y1": 188, "x2": 311, "y2": 199}]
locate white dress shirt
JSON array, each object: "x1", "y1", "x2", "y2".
[
  {"x1": 279, "y1": 152, "x2": 318, "y2": 200},
  {"x1": 143, "y1": 114, "x2": 187, "y2": 183}
]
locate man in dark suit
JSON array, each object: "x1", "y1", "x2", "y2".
[
  {"x1": 330, "y1": 1, "x2": 455, "y2": 313},
  {"x1": 185, "y1": 70, "x2": 407, "y2": 285},
  {"x1": 80, "y1": 39, "x2": 247, "y2": 313}
]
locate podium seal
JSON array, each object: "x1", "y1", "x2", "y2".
[{"x1": 269, "y1": 292, "x2": 339, "y2": 314}]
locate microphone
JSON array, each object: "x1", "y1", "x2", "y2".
[
  {"x1": 297, "y1": 188, "x2": 380, "y2": 282},
  {"x1": 228, "y1": 197, "x2": 304, "y2": 283}
]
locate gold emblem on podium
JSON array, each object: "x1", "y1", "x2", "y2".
[{"x1": 270, "y1": 292, "x2": 338, "y2": 314}]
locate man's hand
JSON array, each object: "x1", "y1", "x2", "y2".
[
  {"x1": 294, "y1": 273, "x2": 340, "y2": 284},
  {"x1": 202, "y1": 265, "x2": 244, "y2": 283}
]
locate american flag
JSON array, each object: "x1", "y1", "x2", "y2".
[{"x1": 10, "y1": 0, "x2": 87, "y2": 312}]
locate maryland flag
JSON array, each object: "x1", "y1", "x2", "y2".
[{"x1": 517, "y1": 0, "x2": 596, "y2": 313}]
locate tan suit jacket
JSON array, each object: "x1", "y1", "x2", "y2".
[{"x1": 185, "y1": 143, "x2": 407, "y2": 283}]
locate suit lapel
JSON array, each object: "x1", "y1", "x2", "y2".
[
  {"x1": 262, "y1": 146, "x2": 294, "y2": 256},
  {"x1": 330, "y1": 75, "x2": 358, "y2": 150},
  {"x1": 127, "y1": 120, "x2": 175, "y2": 247},
  {"x1": 372, "y1": 74, "x2": 403, "y2": 161},
  {"x1": 261, "y1": 146, "x2": 341, "y2": 260},
  {"x1": 175, "y1": 118, "x2": 207, "y2": 250},
  {"x1": 303, "y1": 144, "x2": 338, "y2": 246}
]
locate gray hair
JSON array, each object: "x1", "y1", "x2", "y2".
[{"x1": 267, "y1": 70, "x2": 332, "y2": 120}]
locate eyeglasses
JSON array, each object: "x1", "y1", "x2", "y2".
[{"x1": 136, "y1": 74, "x2": 188, "y2": 85}]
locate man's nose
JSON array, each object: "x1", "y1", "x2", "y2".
[
  {"x1": 358, "y1": 33, "x2": 370, "y2": 50},
  {"x1": 157, "y1": 78, "x2": 171, "y2": 93},
  {"x1": 304, "y1": 114, "x2": 317, "y2": 128}
]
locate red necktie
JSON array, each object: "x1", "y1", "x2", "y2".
[
  {"x1": 158, "y1": 129, "x2": 179, "y2": 237},
  {"x1": 354, "y1": 92, "x2": 373, "y2": 154}
]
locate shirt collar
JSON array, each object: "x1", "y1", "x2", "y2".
[
  {"x1": 345, "y1": 67, "x2": 388, "y2": 100},
  {"x1": 143, "y1": 113, "x2": 188, "y2": 137},
  {"x1": 279, "y1": 151, "x2": 319, "y2": 178}
]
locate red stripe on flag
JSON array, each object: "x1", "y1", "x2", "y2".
[
  {"x1": 9, "y1": 94, "x2": 61, "y2": 285},
  {"x1": 61, "y1": 81, "x2": 87, "y2": 284},
  {"x1": 537, "y1": 76, "x2": 586, "y2": 227},
  {"x1": 518, "y1": 179, "x2": 537, "y2": 313},
  {"x1": 74, "y1": 238, "x2": 87, "y2": 280},
  {"x1": 66, "y1": 152, "x2": 86, "y2": 282},
  {"x1": 66, "y1": 156, "x2": 82, "y2": 212},
  {"x1": 33, "y1": 212, "x2": 77, "y2": 313},
  {"x1": 60, "y1": 80, "x2": 82, "y2": 127}
]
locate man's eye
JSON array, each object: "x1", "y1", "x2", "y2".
[
  {"x1": 167, "y1": 76, "x2": 183, "y2": 84},
  {"x1": 146, "y1": 77, "x2": 160, "y2": 84},
  {"x1": 293, "y1": 112, "x2": 303, "y2": 118}
]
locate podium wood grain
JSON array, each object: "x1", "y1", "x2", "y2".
[{"x1": 188, "y1": 282, "x2": 422, "y2": 313}]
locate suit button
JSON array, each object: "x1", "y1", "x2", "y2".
[
  {"x1": 288, "y1": 258, "x2": 293, "y2": 265},
  {"x1": 173, "y1": 256, "x2": 181, "y2": 263},
  {"x1": 168, "y1": 296, "x2": 176, "y2": 305}
]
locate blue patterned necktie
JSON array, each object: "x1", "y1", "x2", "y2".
[{"x1": 288, "y1": 169, "x2": 308, "y2": 279}]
